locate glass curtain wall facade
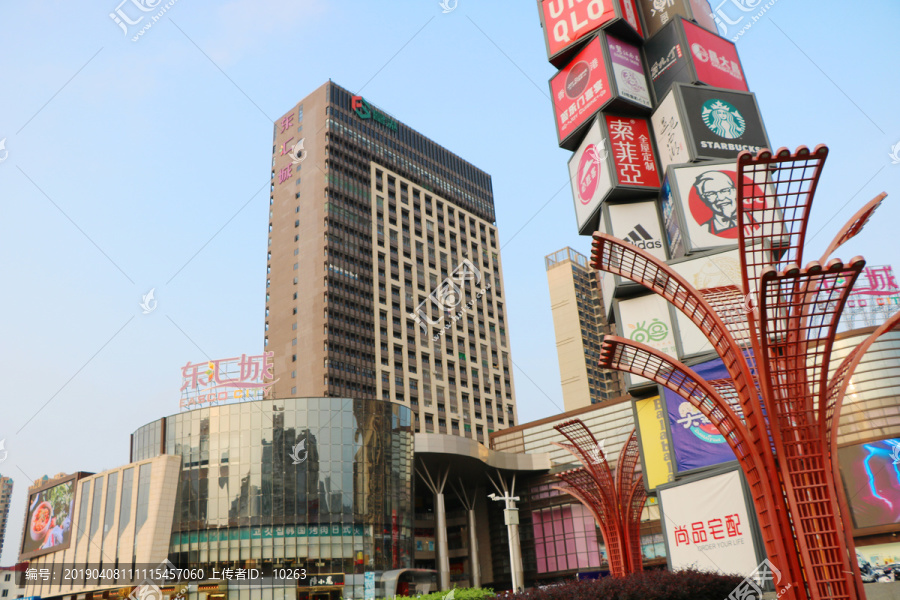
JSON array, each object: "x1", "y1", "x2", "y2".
[{"x1": 132, "y1": 397, "x2": 413, "y2": 600}]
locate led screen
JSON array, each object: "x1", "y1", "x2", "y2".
[
  {"x1": 840, "y1": 438, "x2": 900, "y2": 529},
  {"x1": 20, "y1": 477, "x2": 76, "y2": 559}
]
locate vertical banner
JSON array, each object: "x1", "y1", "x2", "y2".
[
  {"x1": 569, "y1": 118, "x2": 614, "y2": 234},
  {"x1": 608, "y1": 35, "x2": 652, "y2": 109},
  {"x1": 364, "y1": 572, "x2": 375, "y2": 600},
  {"x1": 644, "y1": 21, "x2": 687, "y2": 106},
  {"x1": 663, "y1": 357, "x2": 737, "y2": 472},
  {"x1": 660, "y1": 176, "x2": 687, "y2": 259},
  {"x1": 651, "y1": 91, "x2": 690, "y2": 172},
  {"x1": 634, "y1": 395, "x2": 676, "y2": 490}
]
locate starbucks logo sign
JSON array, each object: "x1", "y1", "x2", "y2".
[{"x1": 701, "y1": 99, "x2": 746, "y2": 139}]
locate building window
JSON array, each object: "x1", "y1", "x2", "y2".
[{"x1": 532, "y1": 504, "x2": 603, "y2": 573}]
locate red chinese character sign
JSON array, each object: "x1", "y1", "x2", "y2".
[
  {"x1": 180, "y1": 352, "x2": 277, "y2": 410},
  {"x1": 591, "y1": 144, "x2": 895, "y2": 600},
  {"x1": 643, "y1": 16, "x2": 747, "y2": 105},
  {"x1": 606, "y1": 115, "x2": 660, "y2": 188},
  {"x1": 276, "y1": 107, "x2": 303, "y2": 185},
  {"x1": 569, "y1": 118, "x2": 614, "y2": 234}
]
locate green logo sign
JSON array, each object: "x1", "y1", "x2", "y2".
[
  {"x1": 701, "y1": 99, "x2": 746, "y2": 139},
  {"x1": 628, "y1": 319, "x2": 669, "y2": 343},
  {"x1": 352, "y1": 95, "x2": 398, "y2": 131}
]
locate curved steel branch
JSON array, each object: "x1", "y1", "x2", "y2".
[
  {"x1": 598, "y1": 334, "x2": 797, "y2": 593},
  {"x1": 590, "y1": 232, "x2": 765, "y2": 451},
  {"x1": 819, "y1": 193, "x2": 887, "y2": 264}
]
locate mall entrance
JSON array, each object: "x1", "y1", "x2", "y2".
[{"x1": 298, "y1": 588, "x2": 343, "y2": 600}]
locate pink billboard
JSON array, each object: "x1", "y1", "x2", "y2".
[{"x1": 682, "y1": 19, "x2": 748, "y2": 91}]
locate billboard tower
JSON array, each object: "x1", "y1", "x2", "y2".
[{"x1": 535, "y1": 2, "x2": 895, "y2": 599}]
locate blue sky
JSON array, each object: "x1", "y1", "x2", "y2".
[{"x1": 1, "y1": 0, "x2": 899, "y2": 565}]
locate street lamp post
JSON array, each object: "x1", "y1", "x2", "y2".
[{"x1": 488, "y1": 490, "x2": 523, "y2": 592}]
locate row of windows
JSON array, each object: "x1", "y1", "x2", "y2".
[{"x1": 327, "y1": 84, "x2": 494, "y2": 220}]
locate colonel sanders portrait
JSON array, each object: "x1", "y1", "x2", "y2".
[{"x1": 693, "y1": 170, "x2": 738, "y2": 235}]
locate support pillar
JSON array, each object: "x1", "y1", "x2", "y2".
[
  {"x1": 453, "y1": 479, "x2": 481, "y2": 588},
  {"x1": 417, "y1": 463, "x2": 451, "y2": 590}
]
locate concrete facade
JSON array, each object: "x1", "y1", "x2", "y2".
[{"x1": 545, "y1": 247, "x2": 623, "y2": 411}]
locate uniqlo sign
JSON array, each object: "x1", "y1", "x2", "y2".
[
  {"x1": 606, "y1": 115, "x2": 660, "y2": 188},
  {"x1": 541, "y1": 0, "x2": 618, "y2": 60},
  {"x1": 540, "y1": 0, "x2": 643, "y2": 65},
  {"x1": 551, "y1": 38, "x2": 612, "y2": 147}
]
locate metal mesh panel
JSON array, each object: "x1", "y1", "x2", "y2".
[
  {"x1": 551, "y1": 423, "x2": 645, "y2": 577},
  {"x1": 625, "y1": 478, "x2": 647, "y2": 574},
  {"x1": 591, "y1": 235, "x2": 770, "y2": 452},
  {"x1": 818, "y1": 193, "x2": 886, "y2": 263},
  {"x1": 737, "y1": 145, "x2": 828, "y2": 295}
]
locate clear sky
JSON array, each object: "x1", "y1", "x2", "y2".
[{"x1": 1, "y1": 0, "x2": 899, "y2": 566}]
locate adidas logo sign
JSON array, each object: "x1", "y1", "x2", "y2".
[{"x1": 624, "y1": 224, "x2": 662, "y2": 250}]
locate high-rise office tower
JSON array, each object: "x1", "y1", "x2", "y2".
[
  {"x1": 545, "y1": 247, "x2": 623, "y2": 411},
  {"x1": 0, "y1": 476, "x2": 12, "y2": 557},
  {"x1": 266, "y1": 81, "x2": 518, "y2": 441}
]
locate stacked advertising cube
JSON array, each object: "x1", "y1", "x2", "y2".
[
  {"x1": 538, "y1": 2, "x2": 776, "y2": 574},
  {"x1": 538, "y1": 0, "x2": 771, "y2": 389}
]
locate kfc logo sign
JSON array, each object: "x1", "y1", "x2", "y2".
[
  {"x1": 542, "y1": 0, "x2": 616, "y2": 58},
  {"x1": 687, "y1": 169, "x2": 765, "y2": 239}
]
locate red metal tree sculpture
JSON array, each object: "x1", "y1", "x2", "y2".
[
  {"x1": 550, "y1": 421, "x2": 647, "y2": 577},
  {"x1": 590, "y1": 145, "x2": 898, "y2": 600}
]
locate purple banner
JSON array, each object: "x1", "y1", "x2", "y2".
[
  {"x1": 664, "y1": 357, "x2": 736, "y2": 472},
  {"x1": 608, "y1": 35, "x2": 652, "y2": 109}
]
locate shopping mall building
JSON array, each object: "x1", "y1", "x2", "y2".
[{"x1": 19, "y1": 326, "x2": 899, "y2": 600}]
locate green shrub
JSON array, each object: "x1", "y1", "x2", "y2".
[
  {"x1": 490, "y1": 569, "x2": 745, "y2": 600},
  {"x1": 379, "y1": 586, "x2": 495, "y2": 600}
]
